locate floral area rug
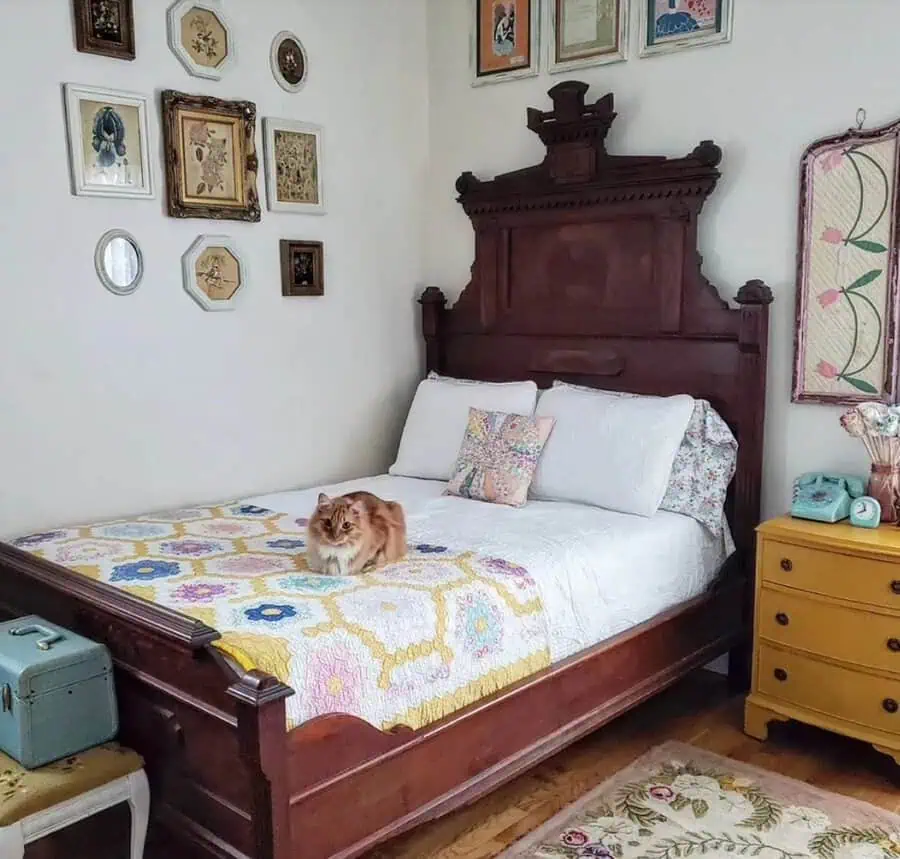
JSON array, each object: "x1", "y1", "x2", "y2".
[{"x1": 499, "y1": 741, "x2": 900, "y2": 859}]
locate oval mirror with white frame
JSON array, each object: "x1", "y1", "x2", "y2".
[{"x1": 95, "y1": 229, "x2": 143, "y2": 296}]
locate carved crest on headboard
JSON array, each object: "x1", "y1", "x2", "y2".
[{"x1": 456, "y1": 81, "x2": 724, "y2": 214}]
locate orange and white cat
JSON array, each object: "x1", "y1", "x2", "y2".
[{"x1": 306, "y1": 491, "x2": 407, "y2": 576}]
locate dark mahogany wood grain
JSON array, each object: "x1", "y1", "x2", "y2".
[{"x1": 0, "y1": 81, "x2": 770, "y2": 859}]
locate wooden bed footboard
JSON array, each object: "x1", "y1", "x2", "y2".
[
  {"x1": 0, "y1": 541, "x2": 745, "y2": 859},
  {"x1": 0, "y1": 542, "x2": 294, "y2": 859}
]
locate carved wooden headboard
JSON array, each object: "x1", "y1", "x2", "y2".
[{"x1": 419, "y1": 80, "x2": 773, "y2": 565}]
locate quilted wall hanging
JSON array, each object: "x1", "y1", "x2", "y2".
[{"x1": 793, "y1": 112, "x2": 900, "y2": 405}]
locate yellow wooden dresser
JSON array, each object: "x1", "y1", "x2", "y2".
[{"x1": 744, "y1": 515, "x2": 900, "y2": 764}]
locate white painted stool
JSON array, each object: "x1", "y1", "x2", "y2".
[{"x1": 0, "y1": 743, "x2": 148, "y2": 858}]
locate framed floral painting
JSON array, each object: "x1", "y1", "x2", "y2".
[
  {"x1": 263, "y1": 118, "x2": 324, "y2": 215},
  {"x1": 545, "y1": 0, "x2": 627, "y2": 73},
  {"x1": 167, "y1": 0, "x2": 234, "y2": 81},
  {"x1": 470, "y1": 0, "x2": 539, "y2": 86},
  {"x1": 64, "y1": 84, "x2": 153, "y2": 199},
  {"x1": 639, "y1": 0, "x2": 733, "y2": 57},
  {"x1": 182, "y1": 235, "x2": 246, "y2": 311},
  {"x1": 162, "y1": 90, "x2": 260, "y2": 222},
  {"x1": 793, "y1": 116, "x2": 900, "y2": 405},
  {"x1": 270, "y1": 31, "x2": 308, "y2": 93},
  {"x1": 73, "y1": 0, "x2": 136, "y2": 60}
]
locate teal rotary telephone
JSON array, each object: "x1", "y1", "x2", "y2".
[{"x1": 791, "y1": 472, "x2": 866, "y2": 523}]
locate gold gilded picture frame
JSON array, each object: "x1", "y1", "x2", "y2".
[{"x1": 161, "y1": 90, "x2": 260, "y2": 222}]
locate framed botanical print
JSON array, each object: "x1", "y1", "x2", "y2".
[
  {"x1": 182, "y1": 235, "x2": 246, "y2": 311},
  {"x1": 72, "y1": 0, "x2": 136, "y2": 60},
  {"x1": 161, "y1": 90, "x2": 260, "y2": 222},
  {"x1": 793, "y1": 117, "x2": 900, "y2": 405},
  {"x1": 280, "y1": 241, "x2": 324, "y2": 297},
  {"x1": 63, "y1": 84, "x2": 153, "y2": 199},
  {"x1": 639, "y1": 0, "x2": 733, "y2": 57},
  {"x1": 167, "y1": 0, "x2": 234, "y2": 81},
  {"x1": 546, "y1": 0, "x2": 628, "y2": 72},
  {"x1": 270, "y1": 31, "x2": 308, "y2": 93},
  {"x1": 470, "y1": 0, "x2": 539, "y2": 86},
  {"x1": 263, "y1": 119, "x2": 324, "y2": 215}
]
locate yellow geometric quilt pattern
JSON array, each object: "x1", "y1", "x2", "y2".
[{"x1": 14, "y1": 504, "x2": 551, "y2": 731}]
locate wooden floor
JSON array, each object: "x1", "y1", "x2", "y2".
[
  {"x1": 26, "y1": 670, "x2": 900, "y2": 858},
  {"x1": 366, "y1": 670, "x2": 900, "y2": 859}
]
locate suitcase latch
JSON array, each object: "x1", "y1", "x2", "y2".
[{"x1": 1, "y1": 685, "x2": 11, "y2": 713}]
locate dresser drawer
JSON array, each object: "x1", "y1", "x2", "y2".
[
  {"x1": 758, "y1": 587, "x2": 900, "y2": 675},
  {"x1": 760, "y1": 538, "x2": 900, "y2": 609},
  {"x1": 757, "y1": 644, "x2": 900, "y2": 736}
]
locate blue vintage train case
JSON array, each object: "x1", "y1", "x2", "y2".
[{"x1": 0, "y1": 615, "x2": 118, "y2": 768}]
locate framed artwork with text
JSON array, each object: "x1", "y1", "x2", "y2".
[
  {"x1": 546, "y1": 0, "x2": 627, "y2": 72},
  {"x1": 793, "y1": 116, "x2": 900, "y2": 405},
  {"x1": 470, "y1": 0, "x2": 539, "y2": 86}
]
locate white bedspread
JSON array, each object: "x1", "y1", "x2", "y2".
[{"x1": 244, "y1": 474, "x2": 730, "y2": 663}]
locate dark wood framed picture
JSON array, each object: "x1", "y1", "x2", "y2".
[
  {"x1": 73, "y1": 0, "x2": 136, "y2": 61},
  {"x1": 280, "y1": 240, "x2": 323, "y2": 296},
  {"x1": 161, "y1": 90, "x2": 260, "y2": 222}
]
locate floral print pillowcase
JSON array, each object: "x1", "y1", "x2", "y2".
[
  {"x1": 549, "y1": 382, "x2": 737, "y2": 537},
  {"x1": 447, "y1": 408, "x2": 555, "y2": 507}
]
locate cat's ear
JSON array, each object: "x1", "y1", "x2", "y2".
[
  {"x1": 348, "y1": 499, "x2": 366, "y2": 515},
  {"x1": 317, "y1": 493, "x2": 331, "y2": 507}
]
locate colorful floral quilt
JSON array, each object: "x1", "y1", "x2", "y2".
[{"x1": 13, "y1": 504, "x2": 551, "y2": 731}]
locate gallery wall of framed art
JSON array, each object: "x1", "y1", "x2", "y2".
[{"x1": 0, "y1": 0, "x2": 430, "y2": 535}]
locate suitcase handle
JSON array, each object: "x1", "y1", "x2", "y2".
[{"x1": 8, "y1": 624, "x2": 63, "y2": 651}]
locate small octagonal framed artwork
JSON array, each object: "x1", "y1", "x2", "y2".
[
  {"x1": 182, "y1": 235, "x2": 246, "y2": 311},
  {"x1": 167, "y1": 0, "x2": 234, "y2": 80}
]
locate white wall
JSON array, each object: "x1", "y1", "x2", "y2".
[
  {"x1": 424, "y1": 0, "x2": 897, "y2": 519},
  {"x1": 0, "y1": 0, "x2": 428, "y2": 536}
]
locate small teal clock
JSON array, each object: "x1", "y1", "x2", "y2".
[{"x1": 850, "y1": 495, "x2": 881, "y2": 529}]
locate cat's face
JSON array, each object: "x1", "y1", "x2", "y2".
[{"x1": 308, "y1": 493, "x2": 365, "y2": 547}]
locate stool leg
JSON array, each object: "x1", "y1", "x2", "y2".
[
  {"x1": 127, "y1": 771, "x2": 150, "y2": 859},
  {"x1": 0, "y1": 823, "x2": 25, "y2": 859}
]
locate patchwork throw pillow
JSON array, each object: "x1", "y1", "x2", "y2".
[{"x1": 447, "y1": 408, "x2": 554, "y2": 507}]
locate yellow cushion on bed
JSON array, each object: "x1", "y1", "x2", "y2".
[{"x1": 0, "y1": 743, "x2": 143, "y2": 825}]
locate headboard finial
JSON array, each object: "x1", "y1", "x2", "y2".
[
  {"x1": 526, "y1": 82, "x2": 617, "y2": 183},
  {"x1": 736, "y1": 279, "x2": 774, "y2": 306}
]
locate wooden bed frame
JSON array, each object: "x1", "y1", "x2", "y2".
[{"x1": 0, "y1": 82, "x2": 772, "y2": 859}]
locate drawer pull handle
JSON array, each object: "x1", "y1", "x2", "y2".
[
  {"x1": 891, "y1": 581, "x2": 900, "y2": 595},
  {"x1": 780, "y1": 558, "x2": 793, "y2": 572},
  {"x1": 773, "y1": 668, "x2": 788, "y2": 682},
  {"x1": 884, "y1": 698, "x2": 899, "y2": 714},
  {"x1": 775, "y1": 613, "x2": 789, "y2": 626},
  {"x1": 888, "y1": 638, "x2": 900, "y2": 652}
]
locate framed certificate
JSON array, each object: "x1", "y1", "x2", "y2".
[
  {"x1": 546, "y1": 0, "x2": 627, "y2": 73},
  {"x1": 470, "y1": 0, "x2": 539, "y2": 86}
]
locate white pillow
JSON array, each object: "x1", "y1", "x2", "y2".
[
  {"x1": 389, "y1": 376, "x2": 538, "y2": 481},
  {"x1": 530, "y1": 386, "x2": 695, "y2": 517}
]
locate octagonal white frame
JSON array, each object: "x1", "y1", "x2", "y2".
[
  {"x1": 181, "y1": 235, "x2": 246, "y2": 312},
  {"x1": 167, "y1": 0, "x2": 235, "y2": 81},
  {"x1": 270, "y1": 31, "x2": 308, "y2": 94}
]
